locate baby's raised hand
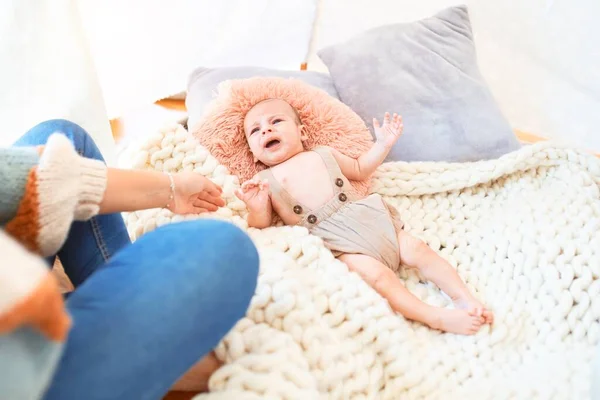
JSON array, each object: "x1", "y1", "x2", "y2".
[
  {"x1": 235, "y1": 178, "x2": 271, "y2": 211},
  {"x1": 373, "y1": 112, "x2": 403, "y2": 149}
]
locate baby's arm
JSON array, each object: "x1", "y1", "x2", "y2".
[
  {"x1": 330, "y1": 142, "x2": 389, "y2": 181},
  {"x1": 247, "y1": 202, "x2": 273, "y2": 229},
  {"x1": 235, "y1": 177, "x2": 273, "y2": 229},
  {"x1": 331, "y1": 112, "x2": 403, "y2": 181}
]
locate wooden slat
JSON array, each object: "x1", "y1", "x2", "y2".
[
  {"x1": 156, "y1": 98, "x2": 188, "y2": 111},
  {"x1": 515, "y1": 130, "x2": 599, "y2": 157},
  {"x1": 163, "y1": 391, "x2": 198, "y2": 400},
  {"x1": 514, "y1": 130, "x2": 548, "y2": 144},
  {"x1": 110, "y1": 100, "x2": 187, "y2": 143}
]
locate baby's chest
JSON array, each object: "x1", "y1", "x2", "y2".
[{"x1": 271, "y1": 161, "x2": 334, "y2": 212}]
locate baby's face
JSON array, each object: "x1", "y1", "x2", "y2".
[{"x1": 243, "y1": 99, "x2": 304, "y2": 166}]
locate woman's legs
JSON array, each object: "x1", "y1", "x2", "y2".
[
  {"x1": 14, "y1": 119, "x2": 130, "y2": 286},
  {"x1": 43, "y1": 219, "x2": 259, "y2": 400},
  {"x1": 15, "y1": 120, "x2": 260, "y2": 398}
]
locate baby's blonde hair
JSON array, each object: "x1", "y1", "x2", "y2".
[
  {"x1": 251, "y1": 98, "x2": 302, "y2": 125},
  {"x1": 289, "y1": 104, "x2": 302, "y2": 125}
]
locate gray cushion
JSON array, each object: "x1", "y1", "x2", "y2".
[
  {"x1": 185, "y1": 66, "x2": 340, "y2": 131},
  {"x1": 318, "y1": 5, "x2": 521, "y2": 162}
]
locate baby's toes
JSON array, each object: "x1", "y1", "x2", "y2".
[
  {"x1": 468, "y1": 307, "x2": 482, "y2": 317},
  {"x1": 469, "y1": 320, "x2": 482, "y2": 334}
]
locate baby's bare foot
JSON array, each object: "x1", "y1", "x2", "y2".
[
  {"x1": 430, "y1": 308, "x2": 484, "y2": 335},
  {"x1": 454, "y1": 296, "x2": 494, "y2": 325}
]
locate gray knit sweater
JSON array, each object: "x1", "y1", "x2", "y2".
[{"x1": 0, "y1": 133, "x2": 107, "y2": 399}]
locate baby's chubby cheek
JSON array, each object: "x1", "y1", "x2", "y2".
[{"x1": 249, "y1": 142, "x2": 263, "y2": 157}]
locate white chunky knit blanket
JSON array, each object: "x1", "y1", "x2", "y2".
[{"x1": 119, "y1": 124, "x2": 600, "y2": 399}]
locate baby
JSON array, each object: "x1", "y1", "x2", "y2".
[{"x1": 235, "y1": 98, "x2": 493, "y2": 335}]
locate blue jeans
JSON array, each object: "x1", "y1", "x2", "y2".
[{"x1": 14, "y1": 120, "x2": 259, "y2": 400}]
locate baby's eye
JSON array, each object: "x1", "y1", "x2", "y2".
[
  {"x1": 273, "y1": 119, "x2": 282, "y2": 124},
  {"x1": 250, "y1": 127, "x2": 259, "y2": 135}
]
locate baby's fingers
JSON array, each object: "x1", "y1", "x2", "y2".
[
  {"x1": 373, "y1": 118, "x2": 381, "y2": 129},
  {"x1": 234, "y1": 188, "x2": 244, "y2": 200},
  {"x1": 260, "y1": 180, "x2": 270, "y2": 192},
  {"x1": 241, "y1": 180, "x2": 253, "y2": 189},
  {"x1": 235, "y1": 188, "x2": 252, "y2": 202},
  {"x1": 241, "y1": 180, "x2": 259, "y2": 192}
]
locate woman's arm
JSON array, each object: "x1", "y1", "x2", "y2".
[
  {"x1": 0, "y1": 230, "x2": 70, "y2": 340},
  {"x1": 0, "y1": 139, "x2": 75, "y2": 340},
  {"x1": 1, "y1": 134, "x2": 106, "y2": 256},
  {"x1": 2, "y1": 133, "x2": 224, "y2": 257},
  {"x1": 100, "y1": 169, "x2": 173, "y2": 214},
  {"x1": 100, "y1": 169, "x2": 224, "y2": 215},
  {"x1": 0, "y1": 146, "x2": 43, "y2": 225}
]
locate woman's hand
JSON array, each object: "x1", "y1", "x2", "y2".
[
  {"x1": 170, "y1": 172, "x2": 225, "y2": 214},
  {"x1": 99, "y1": 169, "x2": 225, "y2": 215},
  {"x1": 373, "y1": 112, "x2": 403, "y2": 149}
]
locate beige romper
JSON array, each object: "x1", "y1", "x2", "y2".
[{"x1": 258, "y1": 146, "x2": 404, "y2": 271}]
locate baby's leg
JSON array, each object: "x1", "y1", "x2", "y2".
[
  {"x1": 397, "y1": 230, "x2": 494, "y2": 325},
  {"x1": 339, "y1": 253, "x2": 484, "y2": 335}
]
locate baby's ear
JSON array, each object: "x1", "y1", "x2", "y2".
[{"x1": 299, "y1": 125, "x2": 307, "y2": 140}]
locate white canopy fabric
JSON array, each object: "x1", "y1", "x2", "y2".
[
  {"x1": 0, "y1": 0, "x2": 317, "y2": 163},
  {"x1": 77, "y1": 0, "x2": 317, "y2": 119},
  {"x1": 0, "y1": 0, "x2": 598, "y2": 394},
  {"x1": 0, "y1": 0, "x2": 116, "y2": 163},
  {"x1": 1, "y1": 0, "x2": 598, "y2": 163},
  {"x1": 307, "y1": 0, "x2": 600, "y2": 152}
]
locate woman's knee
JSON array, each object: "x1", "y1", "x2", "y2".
[
  {"x1": 66, "y1": 219, "x2": 259, "y2": 342},
  {"x1": 156, "y1": 219, "x2": 259, "y2": 310},
  {"x1": 197, "y1": 219, "x2": 259, "y2": 286},
  {"x1": 16, "y1": 119, "x2": 104, "y2": 161}
]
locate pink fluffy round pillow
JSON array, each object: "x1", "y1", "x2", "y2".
[{"x1": 191, "y1": 77, "x2": 374, "y2": 195}]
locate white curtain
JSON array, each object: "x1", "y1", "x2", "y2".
[
  {"x1": 77, "y1": 0, "x2": 318, "y2": 119},
  {"x1": 0, "y1": 0, "x2": 116, "y2": 164},
  {"x1": 308, "y1": 0, "x2": 600, "y2": 151}
]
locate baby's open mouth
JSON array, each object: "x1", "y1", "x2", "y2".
[{"x1": 265, "y1": 139, "x2": 281, "y2": 148}]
